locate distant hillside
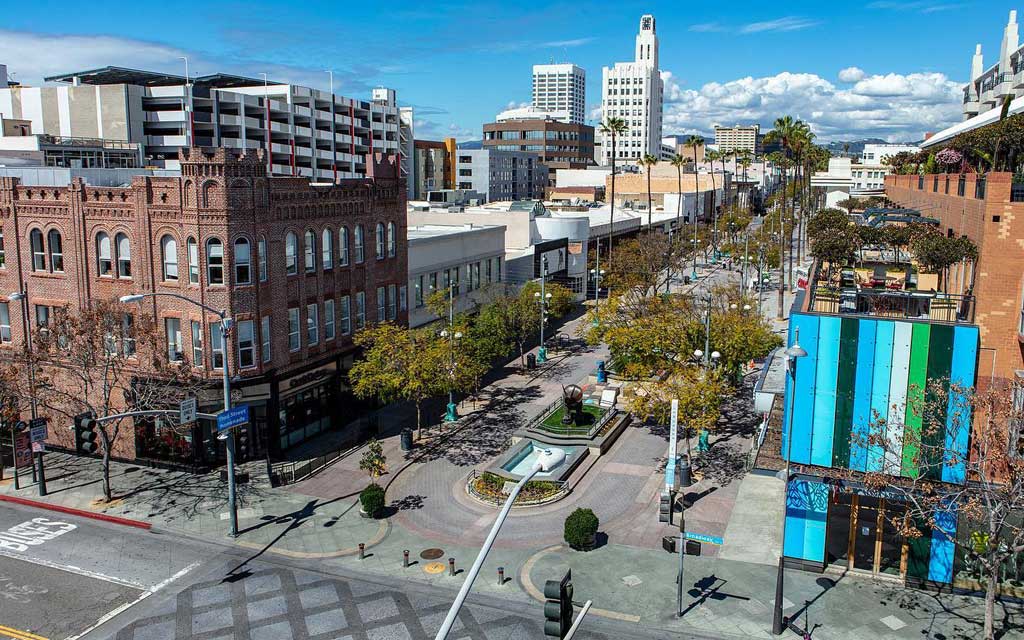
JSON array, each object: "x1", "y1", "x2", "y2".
[{"x1": 457, "y1": 140, "x2": 483, "y2": 149}]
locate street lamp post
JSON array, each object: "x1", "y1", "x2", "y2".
[
  {"x1": 771, "y1": 330, "x2": 808, "y2": 635},
  {"x1": 120, "y1": 292, "x2": 239, "y2": 537},
  {"x1": 435, "y1": 448, "x2": 566, "y2": 640},
  {"x1": 590, "y1": 267, "x2": 605, "y2": 327},
  {"x1": 440, "y1": 328, "x2": 462, "y2": 423},
  {"x1": 8, "y1": 289, "x2": 46, "y2": 495},
  {"x1": 537, "y1": 256, "x2": 549, "y2": 363}
]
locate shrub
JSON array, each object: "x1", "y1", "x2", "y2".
[
  {"x1": 360, "y1": 483, "x2": 386, "y2": 518},
  {"x1": 564, "y1": 508, "x2": 599, "y2": 550}
]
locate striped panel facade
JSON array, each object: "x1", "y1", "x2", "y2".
[{"x1": 783, "y1": 313, "x2": 979, "y2": 479}]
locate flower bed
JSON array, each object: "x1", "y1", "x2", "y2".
[{"x1": 469, "y1": 471, "x2": 564, "y2": 506}]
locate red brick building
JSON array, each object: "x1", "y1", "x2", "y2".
[
  {"x1": 0, "y1": 147, "x2": 407, "y2": 466},
  {"x1": 885, "y1": 171, "x2": 1023, "y2": 386}
]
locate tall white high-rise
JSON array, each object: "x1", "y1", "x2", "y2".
[
  {"x1": 600, "y1": 14, "x2": 663, "y2": 164},
  {"x1": 532, "y1": 63, "x2": 586, "y2": 125}
]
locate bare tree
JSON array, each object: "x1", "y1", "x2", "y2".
[
  {"x1": 24, "y1": 300, "x2": 203, "y2": 502},
  {"x1": 857, "y1": 379, "x2": 1024, "y2": 640}
]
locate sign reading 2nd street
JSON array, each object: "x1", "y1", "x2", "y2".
[{"x1": 216, "y1": 405, "x2": 249, "y2": 432}]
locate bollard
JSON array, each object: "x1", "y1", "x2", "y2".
[
  {"x1": 497, "y1": 566, "x2": 505, "y2": 586},
  {"x1": 403, "y1": 550, "x2": 410, "y2": 568},
  {"x1": 358, "y1": 543, "x2": 365, "y2": 560},
  {"x1": 448, "y1": 557, "x2": 456, "y2": 576}
]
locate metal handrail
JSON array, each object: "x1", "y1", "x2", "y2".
[{"x1": 809, "y1": 284, "x2": 975, "y2": 324}]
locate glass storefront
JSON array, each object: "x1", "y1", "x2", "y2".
[
  {"x1": 278, "y1": 378, "x2": 337, "y2": 451},
  {"x1": 826, "y1": 492, "x2": 907, "y2": 578}
]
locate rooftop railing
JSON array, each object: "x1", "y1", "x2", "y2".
[{"x1": 808, "y1": 283, "x2": 975, "y2": 324}]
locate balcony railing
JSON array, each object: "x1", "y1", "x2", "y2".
[{"x1": 809, "y1": 284, "x2": 975, "y2": 325}]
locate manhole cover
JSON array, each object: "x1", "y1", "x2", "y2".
[
  {"x1": 420, "y1": 548, "x2": 445, "y2": 560},
  {"x1": 424, "y1": 562, "x2": 447, "y2": 574}
]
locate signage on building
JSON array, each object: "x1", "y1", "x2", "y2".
[
  {"x1": 14, "y1": 431, "x2": 31, "y2": 469},
  {"x1": 568, "y1": 242, "x2": 583, "y2": 255},
  {"x1": 281, "y1": 362, "x2": 337, "y2": 394}
]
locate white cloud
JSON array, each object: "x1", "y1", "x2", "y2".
[
  {"x1": 689, "y1": 23, "x2": 725, "y2": 33},
  {"x1": 662, "y1": 69, "x2": 963, "y2": 142},
  {"x1": 740, "y1": 17, "x2": 820, "y2": 34},
  {"x1": 541, "y1": 38, "x2": 595, "y2": 48},
  {"x1": 838, "y1": 66, "x2": 866, "y2": 83}
]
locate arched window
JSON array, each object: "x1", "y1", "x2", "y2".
[
  {"x1": 201, "y1": 181, "x2": 215, "y2": 208},
  {"x1": 206, "y1": 238, "x2": 224, "y2": 284},
  {"x1": 304, "y1": 229, "x2": 316, "y2": 272},
  {"x1": 47, "y1": 229, "x2": 64, "y2": 272},
  {"x1": 29, "y1": 229, "x2": 45, "y2": 271},
  {"x1": 285, "y1": 232, "x2": 298, "y2": 275},
  {"x1": 322, "y1": 228, "x2": 333, "y2": 270},
  {"x1": 387, "y1": 222, "x2": 396, "y2": 258},
  {"x1": 187, "y1": 237, "x2": 199, "y2": 283},
  {"x1": 339, "y1": 227, "x2": 349, "y2": 266},
  {"x1": 233, "y1": 237, "x2": 251, "y2": 284},
  {"x1": 160, "y1": 235, "x2": 178, "y2": 281},
  {"x1": 258, "y1": 236, "x2": 268, "y2": 282},
  {"x1": 115, "y1": 233, "x2": 131, "y2": 278},
  {"x1": 375, "y1": 222, "x2": 385, "y2": 259},
  {"x1": 354, "y1": 225, "x2": 364, "y2": 263},
  {"x1": 97, "y1": 232, "x2": 112, "y2": 276}
]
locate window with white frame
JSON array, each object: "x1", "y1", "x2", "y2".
[
  {"x1": 0, "y1": 223, "x2": 5, "y2": 268},
  {"x1": 355, "y1": 292, "x2": 365, "y2": 329},
  {"x1": 206, "y1": 238, "x2": 224, "y2": 285},
  {"x1": 340, "y1": 296, "x2": 351, "y2": 335},
  {"x1": 288, "y1": 308, "x2": 300, "y2": 351},
  {"x1": 322, "y1": 229, "x2": 333, "y2": 270},
  {"x1": 258, "y1": 237, "x2": 268, "y2": 282},
  {"x1": 261, "y1": 316, "x2": 271, "y2": 362},
  {"x1": 210, "y1": 321, "x2": 224, "y2": 369},
  {"x1": 354, "y1": 225, "x2": 364, "y2": 263},
  {"x1": 415, "y1": 274, "x2": 424, "y2": 308},
  {"x1": 324, "y1": 299, "x2": 335, "y2": 340},
  {"x1": 387, "y1": 222, "x2": 396, "y2": 258},
  {"x1": 0, "y1": 302, "x2": 10, "y2": 343},
  {"x1": 388, "y1": 284, "x2": 397, "y2": 321},
  {"x1": 161, "y1": 235, "x2": 178, "y2": 281},
  {"x1": 306, "y1": 303, "x2": 319, "y2": 345},
  {"x1": 48, "y1": 229, "x2": 63, "y2": 273},
  {"x1": 29, "y1": 229, "x2": 45, "y2": 271},
  {"x1": 376, "y1": 222, "x2": 385, "y2": 259},
  {"x1": 339, "y1": 227, "x2": 349, "y2": 266},
  {"x1": 116, "y1": 233, "x2": 131, "y2": 278},
  {"x1": 234, "y1": 238, "x2": 251, "y2": 284},
  {"x1": 304, "y1": 230, "x2": 316, "y2": 272},
  {"x1": 285, "y1": 232, "x2": 298, "y2": 275},
  {"x1": 399, "y1": 285, "x2": 407, "y2": 312},
  {"x1": 165, "y1": 318, "x2": 183, "y2": 362},
  {"x1": 191, "y1": 320, "x2": 203, "y2": 366},
  {"x1": 187, "y1": 237, "x2": 199, "y2": 283},
  {"x1": 237, "y1": 320, "x2": 255, "y2": 369},
  {"x1": 377, "y1": 286, "x2": 386, "y2": 322}
]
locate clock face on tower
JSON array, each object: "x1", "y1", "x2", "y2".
[{"x1": 641, "y1": 16, "x2": 653, "y2": 31}]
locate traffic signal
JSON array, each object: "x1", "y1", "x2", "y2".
[
  {"x1": 74, "y1": 412, "x2": 98, "y2": 455},
  {"x1": 543, "y1": 569, "x2": 573, "y2": 638}
]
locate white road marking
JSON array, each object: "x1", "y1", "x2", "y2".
[
  {"x1": 0, "y1": 548, "x2": 146, "y2": 590},
  {"x1": 65, "y1": 561, "x2": 201, "y2": 640}
]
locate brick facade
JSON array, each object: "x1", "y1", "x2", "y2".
[
  {"x1": 885, "y1": 172, "x2": 1023, "y2": 384},
  {"x1": 0, "y1": 147, "x2": 407, "y2": 464}
]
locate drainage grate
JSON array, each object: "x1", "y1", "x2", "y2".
[{"x1": 420, "y1": 548, "x2": 445, "y2": 560}]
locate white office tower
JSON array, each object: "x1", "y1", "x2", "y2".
[
  {"x1": 532, "y1": 64, "x2": 586, "y2": 125},
  {"x1": 600, "y1": 14, "x2": 663, "y2": 164}
]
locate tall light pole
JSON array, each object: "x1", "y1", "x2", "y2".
[
  {"x1": 435, "y1": 448, "x2": 566, "y2": 640},
  {"x1": 120, "y1": 293, "x2": 239, "y2": 537},
  {"x1": 440, "y1": 327, "x2": 461, "y2": 423},
  {"x1": 536, "y1": 255, "x2": 550, "y2": 363},
  {"x1": 8, "y1": 289, "x2": 44, "y2": 495},
  {"x1": 590, "y1": 267, "x2": 605, "y2": 327},
  {"x1": 772, "y1": 330, "x2": 808, "y2": 635}
]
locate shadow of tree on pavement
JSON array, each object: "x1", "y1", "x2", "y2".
[{"x1": 875, "y1": 581, "x2": 1024, "y2": 640}]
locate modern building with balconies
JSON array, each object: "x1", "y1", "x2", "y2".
[{"x1": 0, "y1": 66, "x2": 406, "y2": 182}]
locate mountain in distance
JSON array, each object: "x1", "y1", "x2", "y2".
[{"x1": 457, "y1": 139, "x2": 483, "y2": 149}]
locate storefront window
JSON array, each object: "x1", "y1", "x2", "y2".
[{"x1": 278, "y1": 380, "x2": 336, "y2": 450}]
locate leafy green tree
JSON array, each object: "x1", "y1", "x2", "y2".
[
  {"x1": 910, "y1": 230, "x2": 979, "y2": 290},
  {"x1": 359, "y1": 438, "x2": 387, "y2": 482}
]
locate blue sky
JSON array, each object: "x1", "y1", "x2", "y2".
[{"x1": 0, "y1": 1, "x2": 1019, "y2": 141}]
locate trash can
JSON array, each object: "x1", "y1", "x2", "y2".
[
  {"x1": 526, "y1": 353, "x2": 536, "y2": 370},
  {"x1": 400, "y1": 428, "x2": 413, "y2": 452},
  {"x1": 596, "y1": 360, "x2": 607, "y2": 383}
]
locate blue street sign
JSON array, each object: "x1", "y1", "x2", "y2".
[
  {"x1": 216, "y1": 405, "x2": 249, "y2": 432},
  {"x1": 685, "y1": 532, "x2": 724, "y2": 546}
]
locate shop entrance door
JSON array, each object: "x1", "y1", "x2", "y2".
[{"x1": 834, "y1": 494, "x2": 907, "y2": 579}]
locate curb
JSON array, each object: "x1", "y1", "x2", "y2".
[
  {"x1": 519, "y1": 544, "x2": 641, "y2": 623},
  {"x1": 0, "y1": 494, "x2": 152, "y2": 530}
]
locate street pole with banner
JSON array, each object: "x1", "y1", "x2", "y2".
[{"x1": 29, "y1": 417, "x2": 47, "y2": 495}]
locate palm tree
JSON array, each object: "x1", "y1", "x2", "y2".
[
  {"x1": 738, "y1": 152, "x2": 753, "y2": 210},
  {"x1": 763, "y1": 116, "x2": 802, "y2": 319},
  {"x1": 685, "y1": 135, "x2": 704, "y2": 277},
  {"x1": 639, "y1": 153, "x2": 659, "y2": 229},
  {"x1": 600, "y1": 117, "x2": 628, "y2": 261},
  {"x1": 670, "y1": 154, "x2": 686, "y2": 226},
  {"x1": 705, "y1": 149, "x2": 720, "y2": 260}
]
